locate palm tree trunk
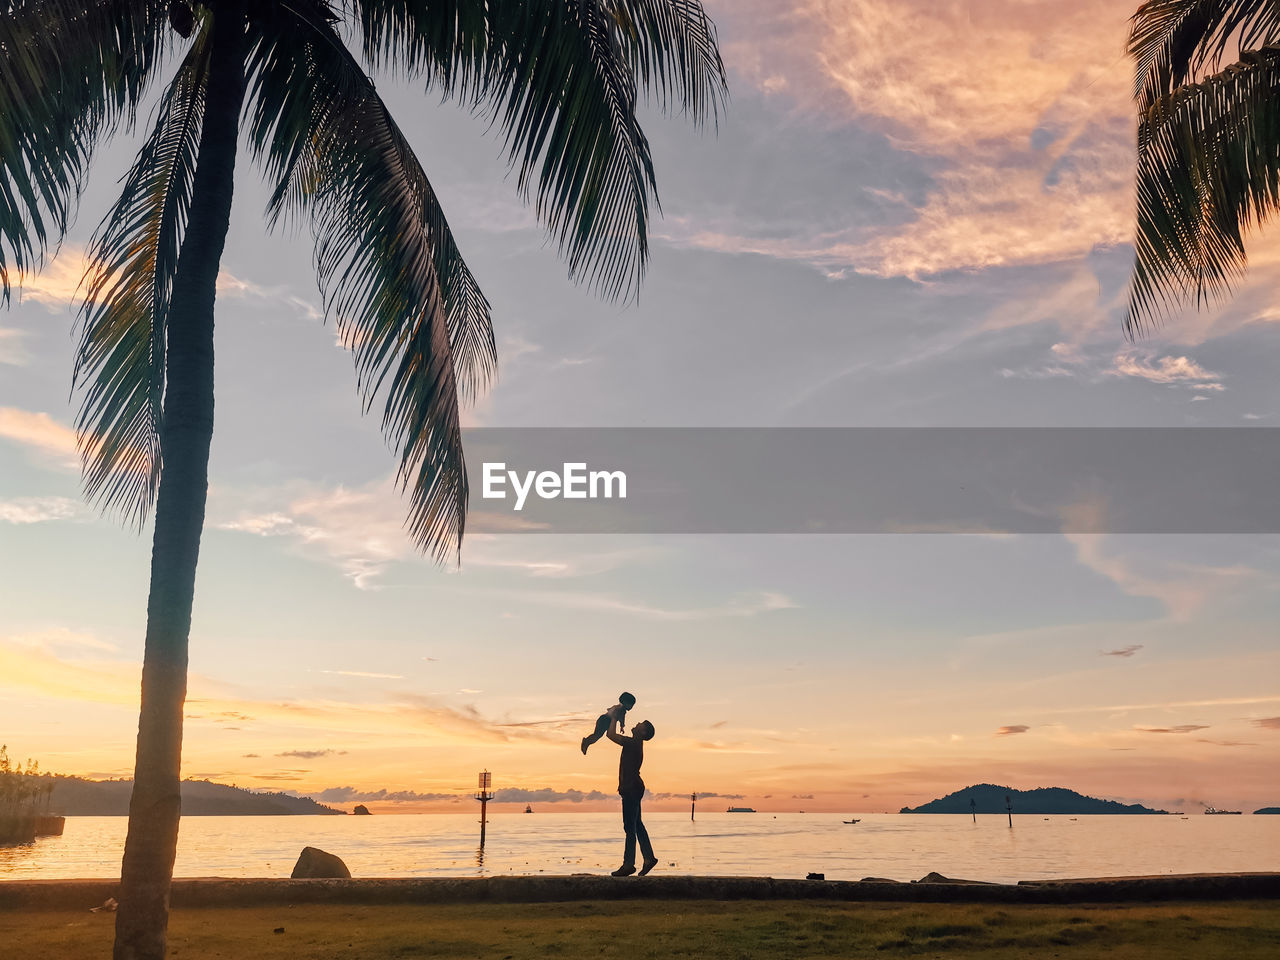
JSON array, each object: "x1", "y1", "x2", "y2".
[{"x1": 113, "y1": 3, "x2": 247, "y2": 958}]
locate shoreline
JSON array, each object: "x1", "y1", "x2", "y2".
[{"x1": 3, "y1": 872, "x2": 1277, "y2": 909}]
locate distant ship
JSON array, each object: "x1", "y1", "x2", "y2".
[
  {"x1": 726, "y1": 806, "x2": 756, "y2": 813},
  {"x1": 524, "y1": 804, "x2": 533, "y2": 813},
  {"x1": 1204, "y1": 806, "x2": 1242, "y2": 815}
]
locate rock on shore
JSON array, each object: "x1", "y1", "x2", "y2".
[{"x1": 291, "y1": 847, "x2": 351, "y2": 879}]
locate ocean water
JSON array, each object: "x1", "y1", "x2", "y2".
[{"x1": 1, "y1": 813, "x2": 1275, "y2": 884}]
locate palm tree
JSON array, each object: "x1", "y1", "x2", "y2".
[
  {"x1": 0, "y1": 3, "x2": 726, "y2": 958},
  {"x1": 1127, "y1": 1, "x2": 1280, "y2": 333}
]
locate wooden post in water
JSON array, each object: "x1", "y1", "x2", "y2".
[
  {"x1": 1005, "y1": 794, "x2": 1013, "y2": 828},
  {"x1": 970, "y1": 797, "x2": 976, "y2": 823},
  {"x1": 475, "y1": 770, "x2": 494, "y2": 848},
  {"x1": 691, "y1": 792, "x2": 697, "y2": 821}
]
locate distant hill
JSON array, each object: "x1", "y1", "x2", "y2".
[
  {"x1": 1255, "y1": 807, "x2": 1280, "y2": 815},
  {"x1": 901, "y1": 783, "x2": 1168, "y2": 815},
  {"x1": 26, "y1": 775, "x2": 345, "y2": 816}
]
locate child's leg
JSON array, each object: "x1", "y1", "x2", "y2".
[{"x1": 581, "y1": 712, "x2": 611, "y2": 753}]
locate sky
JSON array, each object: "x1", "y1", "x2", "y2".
[{"x1": 2, "y1": 0, "x2": 1279, "y2": 815}]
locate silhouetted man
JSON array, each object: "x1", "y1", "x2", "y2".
[{"x1": 607, "y1": 718, "x2": 657, "y2": 876}]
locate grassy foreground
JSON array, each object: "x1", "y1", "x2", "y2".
[{"x1": 4, "y1": 900, "x2": 1279, "y2": 959}]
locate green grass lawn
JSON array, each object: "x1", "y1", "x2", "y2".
[{"x1": 5, "y1": 900, "x2": 1279, "y2": 959}]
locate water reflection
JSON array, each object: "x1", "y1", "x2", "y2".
[{"x1": 475, "y1": 845, "x2": 486, "y2": 873}]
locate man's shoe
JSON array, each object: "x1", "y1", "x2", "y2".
[
  {"x1": 637, "y1": 858, "x2": 658, "y2": 877},
  {"x1": 610, "y1": 865, "x2": 636, "y2": 877},
  {"x1": 580, "y1": 737, "x2": 590, "y2": 755}
]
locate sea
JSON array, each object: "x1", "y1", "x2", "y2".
[{"x1": 2, "y1": 813, "x2": 1276, "y2": 884}]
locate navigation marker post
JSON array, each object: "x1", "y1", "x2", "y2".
[{"x1": 475, "y1": 770, "x2": 495, "y2": 848}]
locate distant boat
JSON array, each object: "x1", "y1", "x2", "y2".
[
  {"x1": 1204, "y1": 806, "x2": 1242, "y2": 815},
  {"x1": 726, "y1": 806, "x2": 756, "y2": 813},
  {"x1": 842, "y1": 818, "x2": 860, "y2": 824},
  {"x1": 524, "y1": 804, "x2": 533, "y2": 813}
]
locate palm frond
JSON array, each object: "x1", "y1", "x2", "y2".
[
  {"x1": 73, "y1": 20, "x2": 212, "y2": 524},
  {"x1": 481, "y1": 1, "x2": 655, "y2": 301},
  {"x1": 607, "y1": 0, "x2": 727, "y2": 125},
  {"x1": 351, "y1": 0, "x2": 726, "y2": 301},
  {"x1": 1129, "y1": 46, "x2": 1280, "y2": 335},
  {"x1": 1129, "y1": 1, "x2": 1280, "y2": 112},
  {"x1": 347, "y1": 0, "x2": 489, "y2": 91},
  {"x1": 0, "y1": 0, "x2": 166, "y2": 301},
  {"x1": 247, "y1": 1, "x2": 489, "y2": 559}
]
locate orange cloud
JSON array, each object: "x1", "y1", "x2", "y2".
[
  {"x1": 9, "y1": 247, "x2": 91, "y2": 310},
  {"x1": 0, "y1": 406, "x2": 79, "y2": 468},
  {"x1": 700, "y1": 0, "x2": 1136, "y2": 278}
]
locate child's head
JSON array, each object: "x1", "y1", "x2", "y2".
[
  {"x1": 635, "y1": 720, "x2": 655, "y2": 741},
  {"x1": 618, "y1": 691, "x2": 636, "y2": 709}
]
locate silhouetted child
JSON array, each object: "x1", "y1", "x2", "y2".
[{"x1": 581, "y1": 692, "x2": 636, "y2": 754}]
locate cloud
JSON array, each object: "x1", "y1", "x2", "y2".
[
  {"x1": 276, "y1": 749, "x2": 346, "y2": 759},
  {"x1": 1108, "y1": 353, "x2": 1225, "y2": 390},
  {"x1": 0, "y1": 496, "x2": 88, "y2": 524},
  {"x1": 1135, "y1": 725, "x2": 1210, "y2": 734},
  {"x1": 1254, "y1": 717, "x2": 1280, "y2": 731},
  {"x1": 318, "y1": 670, "x2": 405, "y2": 680},
  {"x1": 5, "y1": 628, "x2": 118, "y2": 655},
  {"x1": 684, "y1": 0, "x2": 1135, "y2": 279},
  {"x1": 0, "y1": 326, "x2": 29, "y2": 366},
  {"x1": 0, "y1": 636, "x2": 568, "y2": 748},
  {"x1": 491, "y1": 787, "x2": 613, "y2": 804},
  {"x1": 220, "y1": 482, "x2": 789, "y2": 618},
  {"x1": 215, "y1": 270, "x2": 322, "y2": 322},
  {"x1": 1100, "y1": 645, "x2": 1143, "y2": 658},
  {"x1": 216, "y1": 480, "x2": 417, "y2": 590},
  {"x1": 8, "y1": 247, "x2": 91, "y2": 310},
  {"x1": 315, "y1": 786, "x2": 462, "y2": 803},
  {"x1": 1065, "y1": 534, "x2": 1258, "y2": 621},
  {"x1": 498, "y1": 588, "x2": 796, "y2": 622},
  {"x1": 1040, "y1": 695, "x2": 1280, "y2": 715},
  {"x1": 0, "y1": 407, "x2": 79, "y2": 469},
  {"x1": 995, "y1": 724, "x2": 1030, "y2": 736}
]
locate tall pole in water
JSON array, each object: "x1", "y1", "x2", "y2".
[
  {"x1": 1005, "y1": 794, "x2": 1013, "y2": 829},
  {"x1": 970, "y1": 797, "x2": 976, "y2": 823},
  {"x1": 691, "y1": 792, "x2": 697, "y2": 821},
  {"x1": 475, "y1": 770, "x2": 494, "y2": 848}
]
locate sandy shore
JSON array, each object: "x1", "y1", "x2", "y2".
[{"x1": 3, "y1": 872, "x2": 1277, "y2": 910}]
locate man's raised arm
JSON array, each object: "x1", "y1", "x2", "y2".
[{"x1": 606, "y1": 718, "x2": 631, "y2": 745}]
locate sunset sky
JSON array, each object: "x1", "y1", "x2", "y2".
[{"x1": 2, "y1": 0, "x2": 1278, "y2": 815}]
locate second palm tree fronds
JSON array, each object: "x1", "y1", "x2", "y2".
[{"x1": 1128, "y1": 0, "x2": 1280, "y2": 335}]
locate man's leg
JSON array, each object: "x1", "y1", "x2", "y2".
[
  {"x1": 635, "y1": 806, "x2": 658, "y2": 875},
  {"x1": 612, "y1": 794, "x2": 639, "y2": 875}
]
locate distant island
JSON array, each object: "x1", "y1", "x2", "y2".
[
  {"x1": 901, "y1": 783, "x2": 1169, "y2": 815},
  {"x1": 25, "y1": 775, "x2": 344, "y2": 816},
  {"x1": 1255, "y1": 807, "x2": 1280, "y2": 815}
]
